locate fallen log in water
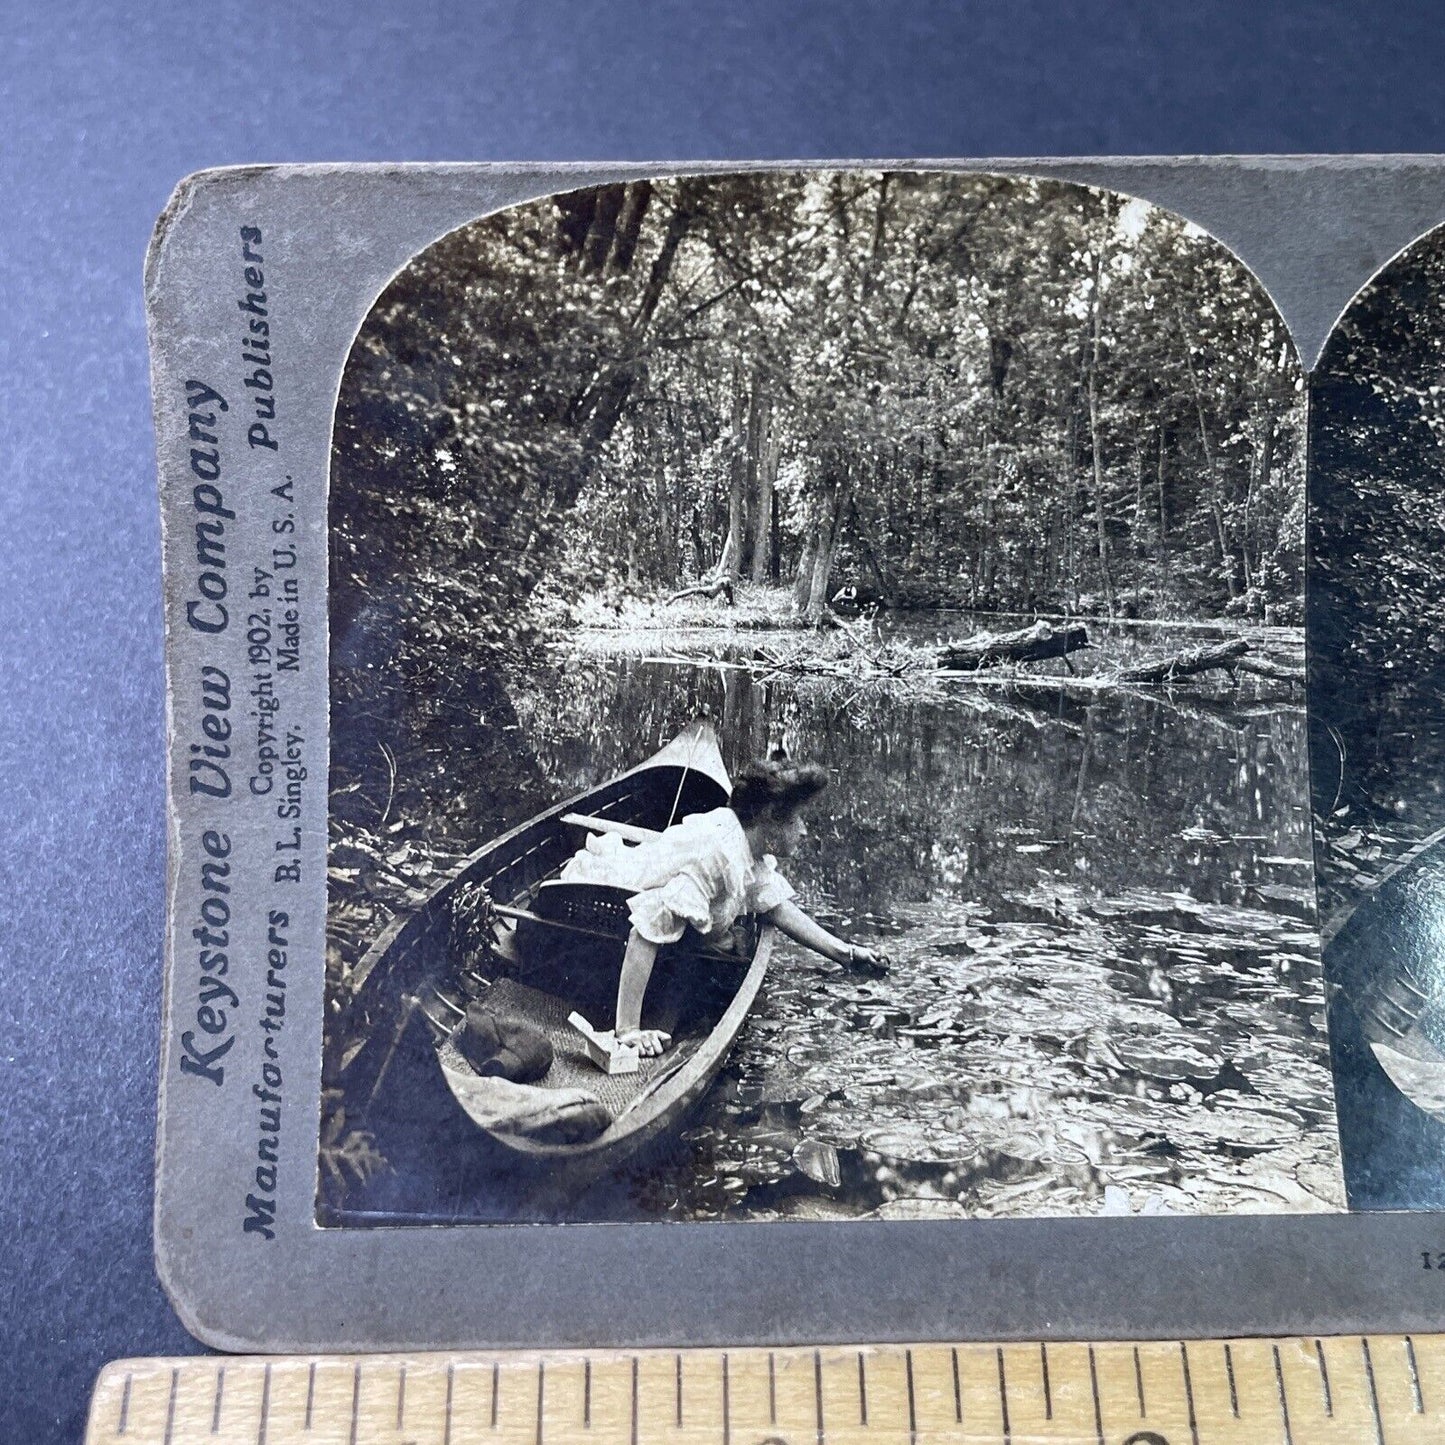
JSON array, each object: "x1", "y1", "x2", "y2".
[
  {"x1": 668, "y1": 575, "x2": 735, "y2": 605},
  {"x1": 1115, "y1": 638, "x2": 1250, "y2": 685},
  {"x1": 1233, "y1": 655, "x2": 1306, "y2": 686},
  {"x1": 940, "y1": 620, "x2": 1090, "y2": 671}
]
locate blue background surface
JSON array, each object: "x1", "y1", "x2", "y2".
[{"x1": 2, "y1": 4, "x2": 1443, "y2": 1440}]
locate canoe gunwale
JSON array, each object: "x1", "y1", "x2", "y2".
[
  {"x1": 477, "y1": 920, "x2": 775, "y2": 1163},
  {"x1": 341, "y1": 721, "x2": 764, "y2": 1173},
  {"x1": 347, "y1": 720, "x2": 730, "y2": 1001},
  {"x1": 1320, "y1": 820, "x2": 1445, "y2": 946}
]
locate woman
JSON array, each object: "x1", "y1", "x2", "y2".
[{"x1": 560, "y1": 758, "x2": 889, "y2": 1056}]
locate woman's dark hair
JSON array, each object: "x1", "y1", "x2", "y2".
[{"x1": 729, "y1": 759, "x2": 829, "y2": 827}]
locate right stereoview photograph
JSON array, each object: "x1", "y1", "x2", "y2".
[{"x1": 1310, "y1": 221, "x2": 1445, "y2": 1210}]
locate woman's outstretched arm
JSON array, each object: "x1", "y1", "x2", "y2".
[{"x1": 766, "y1": 899, "x2": 888, "y2": 971}]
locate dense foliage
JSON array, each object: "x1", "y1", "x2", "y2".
[
  {"x1": 333, "y1": 172, "x2": 1305, "y2": 642},
  {"x1": 1312, "y1": 227, "x2": 1445, "y2": 698},
  {"x1": 1310, "y1": 223, "x2": 1445, "y2": 912}
]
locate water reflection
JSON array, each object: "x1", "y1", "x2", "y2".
[{"x1": 492, "y1": 622, "x2": 1342, "y2": 1220}]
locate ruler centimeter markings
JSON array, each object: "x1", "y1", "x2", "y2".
[
  {"x1": 86, "y1": 1335, "x2": 1445, "y2": 1445},
  {"x1": 1405, "y1": 1336, "x2": 1424, "y2": 1413},
  {"x1": 1363, "y1": 1337, "x2": 1386, "y2": 1445}
]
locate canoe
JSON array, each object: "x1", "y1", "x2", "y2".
[
  {"x1": 338, "y1": 720, "x2": 776, "y2": 1186},
  {"x1": 1318, "y1": 822, "x2": 1445, "y2": 1211}
]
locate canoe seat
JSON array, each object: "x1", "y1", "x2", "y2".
[
  {"x1": 561, "y1": 813, "x2": 659, "y2": 845},
  {"x1": 525, "y1": 881, "x2": 635, "y2": 940},
  {"x1": 508, "y1": 883, "x2": 637, "y2": 1018}
]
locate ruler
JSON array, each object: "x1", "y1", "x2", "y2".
[{"x1": 86, "y1": 1336, "x2": 1442, "y2": 1444}]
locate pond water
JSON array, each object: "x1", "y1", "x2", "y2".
[
  {"x1": 1313, "y1": 682, "x2": 1445, "y2": 923},
  {"x1": 481, "y1": 616, "x2": 1344, "y2": 1221}
]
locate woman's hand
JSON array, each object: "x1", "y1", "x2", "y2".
[
  {"x1": 617, "y1": 1028, "x2": 672, "y2": 1058},
  {"x1": 845, "y1": 945, "x2": 891, "y2": 977}
]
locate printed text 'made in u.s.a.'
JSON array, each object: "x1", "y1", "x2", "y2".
[{"x1": 169, "y1": 224, "x2": 301, "y2": 1242}]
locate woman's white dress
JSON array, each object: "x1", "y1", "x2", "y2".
[{"x1": 558, "y1": 806, "x2": 795, "y2": 945}]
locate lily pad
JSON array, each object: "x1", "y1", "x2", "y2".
[{"x1": 793, "y1": 1137, "x2": 842, "y2": 1188}]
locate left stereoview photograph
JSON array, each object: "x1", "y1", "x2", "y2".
[{"x1": 319, "y1": 169, "x2": 1342, "y2": 1227}]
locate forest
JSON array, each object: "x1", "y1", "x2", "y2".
[
  {"x1": 331, "y1": 171, "x2": 1306, "y2": 654},
  {"x1": 1311, "y1": 222, "x2": 1445, "y2": 917}
]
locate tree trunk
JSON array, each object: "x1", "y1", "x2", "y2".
[
  {"x1": 554, "y1": 190, "x2": 596, "y2": 259},
  {"x1": 1207, "y1": 492, "x2": 1234, "y2": 596},
  {"x1": 793, "y1": 518, "x2": 819, "y2": 611},
  {"x1": 941, "y1": 621, "x2": 1090, "y2": 671},
  {"x1": 1085, "y1": 251, "x2": 1116, "y2": 616},
  {"x1": 819, "y1": 472, "x2": 853, "y2": 615},
  {"x1": 1042, "y1": 502, "x2": 1058, "y2": 603},
  {"x1": 1117, "y1": 638, "x2": 1250, "y2": 685},
  {"x1": 862, "y1": 174, "x2": 891, "y2": 299},
  {"x1": 656, "y1": 454, "x2": 677, "y2": 588},
  {"x1": 1175, "y1": 305, "x2": 1238, "y2": 599},
  {"x1": 809, "y1": 520, "x2": 843, "y2": 627},
  {"x1": 1241, "y1": 433, "x2": 1257, "y2": 594},
  {"x1": 927, "y1": 432, "x2": 940, "y2": 559},
  {"x1": 690, "y1": 505, "x2": 707, "y2": 578},
  {"x1": 1244, "y1": 412, "x2": 1274, "y2": 596},
  {"x1": 769, "y1": 487, "x2": 781, "y2": 584},
  {"x1": 980, "y1": 439, "x2": 996, "y2": 603},
  {"x1": 718, "y1": 524, "x2": 740, "y2": 579},
  {"x1": 609, "y1": 181, "x2": 652, "y2": 274},
  {"x1": 662, "y1": 404, "x2": 684, "y2": 588},
  {"x1": 1157, "y1": 425, "x2": 1167, "y2": 555},
  {"x1": 722, "y1": 367, "x2": 745, "y2": 580},
  {"x1": 1255, "y1": 419, "x2": 1275, "y2": 591},
  {"x1": 1064, "y1": 477, "x2": 1076, "y2": 611},
  {"x1": 1056, "y1": 406, "x2": 1079, "y2": 608},
  {"x1": 1133, "y1": 439, "x2": 1146, "y2": 553},
  {"x1": 748, "y1": 393, "x2": 776, "y2": 583},
  {"x1": 798, "y1": 469, "x2": 851, "y2": 623},
  {"x1": 1086, "y1": 371, "x2": 1115, "y2": 614},
  {"x1": 847, "y1": 494, "x2": 897, "y2": 607},
  {"x1": 565, "y1": 188, "x2": 698, "y2": 501},
  {"x1": 1233, "y1": 655, "x2": 1303, "y2": 685},
  {"x1": 670, "y1": 575, "x2": 734, "y2": 604},
  {"x1": 582, "y1": 185, "x2": 625, "y2": 274},
  {"x1": 900, "y1": 438, "x2": 922, "y2": 574},
  {"x1": 883, "y1": 444, "x2": 902, "y2": 583},
  {"x1": 738, "y1": 379, "x2": 767, "y2": 578}
]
